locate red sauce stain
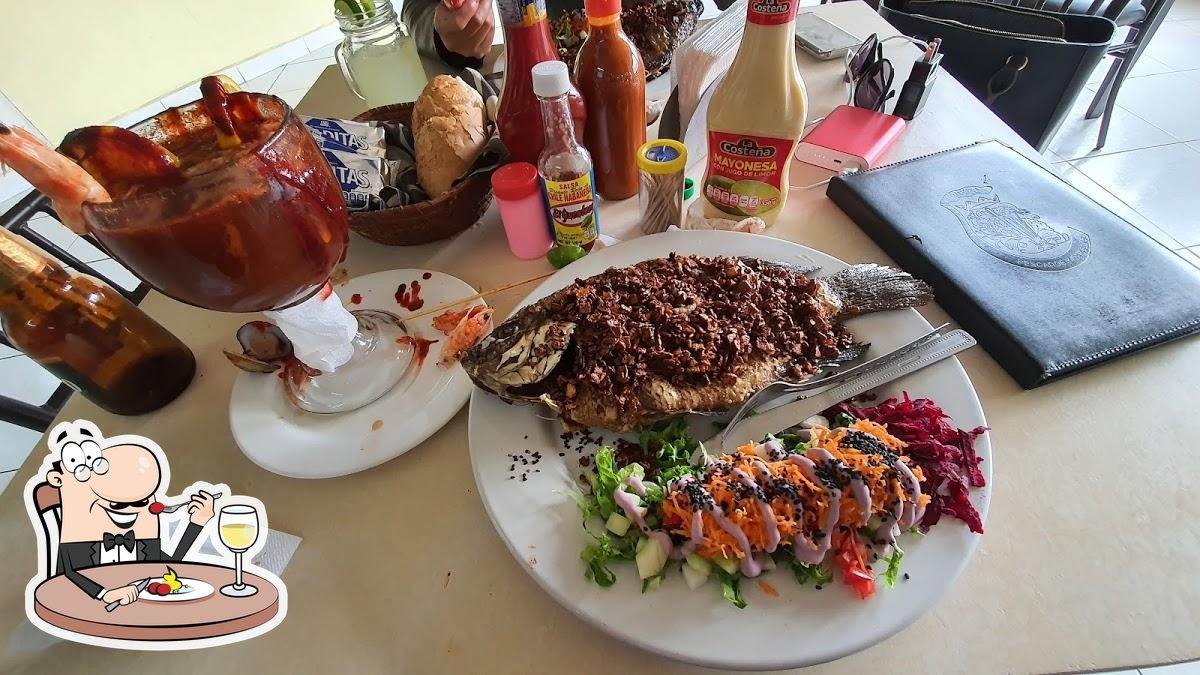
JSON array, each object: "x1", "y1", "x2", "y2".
[
  {"x1": 350, "y1": 293, "x2": 363, "y2": 305},
  {"x1": 395, "y1": 280, "x2": 425, "y2": 311},
  {"x1": 279, "y1": 356, "x2": 320, "y2": 408},
  {"x1": 422, "y1": 272, "x2": 432, "y2": 280},
  {"x1": 371, "y1": 420, "x2": 384, "y2": 431},
  {"x1": 396, "y1": 335, "x2": 438, "y2": 365},
  {"x1": 318, "y1": 283, "x2": 333, "y2": 301}
]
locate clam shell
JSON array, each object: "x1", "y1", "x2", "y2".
[
  {"x1": 236, "y1": 321, "x2": 293, "y2": 362},
  {"x1": 223, "y1": 349, "x2": 280, "y2": 373}
]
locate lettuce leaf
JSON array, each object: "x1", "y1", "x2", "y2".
[
  {"x1": 714, "y1": 568, "x2": 747, "y2": 609},
  {"x1": 590, "y1": 447, "x2": 621, "y2": 518},
  {"x1": 789, "y1": 560, "x2": 833, "y2": 586},
  {"x1": 658, "y1": 464, "x2": 701, "y2": 483},
  {"x1": 881, "y1": 545, "x2": 905, "y2": 588},
  {"x1": 580, "y1": 532, "x2": 638, "y2": 588},
  {"x1": 831, "y1": 412, "x2": 858, "y2": 429},
  {"x1": 575, "y1": 492, "x2": 602, "y2": 521},
  {"x1": 770, "y1": 432, "x2": 809, "y2": 454},
  {"x1": 639, "y1": 418, "x2": 698, "y2": 468},
  {"x1": 639, "y1": 480, "x2": 664, "y2": 506}
]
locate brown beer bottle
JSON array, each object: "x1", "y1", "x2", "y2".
[{"x1": 0, "y1": 230, "x2": 195, "y2": 415}]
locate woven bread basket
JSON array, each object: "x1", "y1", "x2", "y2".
[{"x1": 348, "y1": 103, "x2": 494, "y2": 246}]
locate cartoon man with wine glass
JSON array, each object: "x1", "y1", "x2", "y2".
[{"x1": 22, "y1": 420, "x2": 288, "y2": 649}]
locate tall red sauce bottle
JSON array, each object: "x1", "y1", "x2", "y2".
[
  {"x1": 496, "y1": 0, "x2": 587, "y2": 165},
  {"x1": 573, "y1": 0, "x2": 645, "y2": 200}
]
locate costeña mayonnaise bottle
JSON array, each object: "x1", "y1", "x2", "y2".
[{"x1": 701, "y1": 0, "x2": 807, "y2": 226}]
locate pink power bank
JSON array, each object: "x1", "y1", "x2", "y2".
[{"x1": 794, "y1": 105, "x2": 906, "y2": 171}]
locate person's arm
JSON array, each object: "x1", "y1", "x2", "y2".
[
  {"x1": 403, "y1": 0, "x2": 493, "y2": 68},
  {"x1": 59, "y1": 546, "x2": 110, "y2": 600},
  {"x1": 165, "y1": 522, "x2": 204, "y2": 562},
  {"x1": 166, "y1": 490, "x2": 215, "y2": 561},
  {"x1": 60, "y1": 551, "x2": 105, "y2": 599}
]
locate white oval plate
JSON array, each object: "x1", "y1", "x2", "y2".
[
  {"x1": 231, "y1": 269, "x2": 477, "y2": 479},
  {"x1": 139, "y1": 578, "x2": 214, "y2": 602},
  {"x1": 468, "y1": 230, "x2": 991, "y2": 670}
]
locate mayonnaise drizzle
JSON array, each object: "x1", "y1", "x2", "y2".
[
  {"x1": 894, "y1": 460, "x2": 925, "y2": 530},
  {"x1": 787, "y1": 450, "x2": 840, "y2": 564}
]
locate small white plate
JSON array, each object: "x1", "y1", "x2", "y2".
[
  {"x1": 139, "y1": 578, "x2": 214, "y2": 602},
  {"x1": 230, "y1": 269, "x2": 477, "y2": 479},
  {"x1": 468, "y1": 230, "x2": 991, "y2": 670}
]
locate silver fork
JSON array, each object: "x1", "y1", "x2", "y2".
[
  {"x1": 718, "y1": 324, "x2": 951, "y2": 437},
  {"x1": 160, "y1": 492, "x2": 223, "y2": 514}
]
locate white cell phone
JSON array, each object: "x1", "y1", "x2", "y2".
[{"x1": 794, "y1": 13, "x2": 861, "y2": 61}]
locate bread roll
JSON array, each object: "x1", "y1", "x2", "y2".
[
  {"x1": 412, "y1": 75, "x2": 488, "y2": 198},
  {"x1": 416, "y1": 116, "x2": 487, "y2": 198},
  {"x1": 412, "y1": 75, "x2": 484, "y2": 134}
]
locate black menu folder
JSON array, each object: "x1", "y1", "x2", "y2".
[{"x1": 827, "y1": 140, "x2": 1200, "y2": 388}]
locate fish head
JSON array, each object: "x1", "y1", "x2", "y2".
[{"x1": 461, "y1": 319, "x2": 577, "y2": 400}]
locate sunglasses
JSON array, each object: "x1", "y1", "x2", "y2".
[
  {"x1": 845, "y1": 33, "x2": 935, "y2": 113},
  {"x1": 846, "y1": 34, "x2": 896, "y2": 113}
]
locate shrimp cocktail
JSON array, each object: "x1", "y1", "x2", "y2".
[{"x1": 0, "y1": 76, "x2": 414, "y2": 414}]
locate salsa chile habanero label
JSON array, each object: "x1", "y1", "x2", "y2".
[
  {"x1": 545, "y1": 172, "x2": 600, "y2": 247},
  {"x1": 704, "y1": 132, "x2": 792, "y2": 218},
  {"x1": 747, "y1": 0, "x2": 797, "y2": 25}
]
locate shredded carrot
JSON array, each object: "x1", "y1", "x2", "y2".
[
  {"x1": 757, "y1": 580, "x2": 779, "y2": 597},
  {"x1": 663, "y1": 422, "x2": 923, "y2": 563}
]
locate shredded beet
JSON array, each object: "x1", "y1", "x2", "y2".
[{"x1": 825, "y1": 393, "x2": 987, "y2": 534}]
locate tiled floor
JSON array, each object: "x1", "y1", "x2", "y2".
[{"x1": 0, "y1": 9, "x2": 1199, "y2": 672}]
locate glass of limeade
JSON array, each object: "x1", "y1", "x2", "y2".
[
  {"x1": 335, "y1": 0, "x2": 429, "y2": 106},
  {"x1": 218, "y1": 504, "x2": 261, "y2": 598}
]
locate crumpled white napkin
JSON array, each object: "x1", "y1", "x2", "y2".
[{"x1": 264, "y1": 287, "x2": 357, "y2": 372}]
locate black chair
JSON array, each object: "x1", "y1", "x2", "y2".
[
  {"x1": 0, "y1": 190, "x2": 146, "y2": 431},
  {"x1": 991, "y1": 0, "x2": 1175, "y2": 150}
]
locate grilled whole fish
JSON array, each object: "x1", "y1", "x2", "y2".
[{"x1": 462, "y1": 255, "x2": 932, "y2": 431}]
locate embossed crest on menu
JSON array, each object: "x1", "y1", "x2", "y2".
[{"x1": 940, "y1": 179, "x2": 1091, "y2": 271}]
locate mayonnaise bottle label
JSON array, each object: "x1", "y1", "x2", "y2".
[
  {"x1": 703, "y1": 132, "x2": 792, "y2": 218},
  {"x1": 747, "y1": 0, "x2": 797, "y2": 25},
  {"x1": 544, "y1": 172, "x2": 600, "y2": 247}
]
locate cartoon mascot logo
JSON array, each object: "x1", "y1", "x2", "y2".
[{"x1": 23, "y1": 420, "x2": 287, "y2": 650}]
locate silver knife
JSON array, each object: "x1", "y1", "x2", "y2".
[
  {"x1": 105, "y1": 577, "x2": 152, "y2": 612},
  {"x1": 718, "y1": 330, "x2": 977, "y2": 454}
]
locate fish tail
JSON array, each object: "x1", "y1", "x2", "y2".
[{"x1": 822, "y1": 264, "x2": 933, "y2": 317}]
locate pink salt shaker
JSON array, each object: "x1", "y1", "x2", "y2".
[{"x1": 491, "y1": 162, "x2": 553, "y2": 260}]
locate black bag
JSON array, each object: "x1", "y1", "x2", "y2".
[{"x1": 879, "y1": 0, "x2": 1115, "y2": 150}]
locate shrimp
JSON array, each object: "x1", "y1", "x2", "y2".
[
  {"x1": 432, "y1": 307, "x2": 471, "y2": 334},
  {"x1": 0, "y1": 123, "x2": 109, "y2": 233},
  {"x1": 439, "y1": 305, "x2": 494, "y2": 367}
]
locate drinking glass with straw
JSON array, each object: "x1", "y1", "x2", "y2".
[{"x1": 636, "y1": 140, "x2": 688, "y2": 235}]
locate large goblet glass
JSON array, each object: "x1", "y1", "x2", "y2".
[{"x1": 80, "y1": 95, "x2": 410, "y2": 413}]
